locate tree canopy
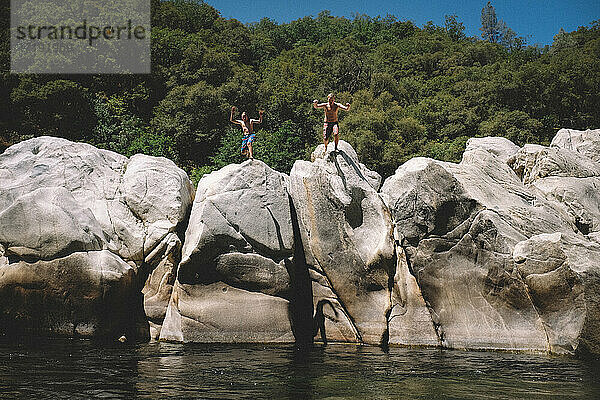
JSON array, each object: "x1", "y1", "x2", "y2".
[{"x1": 1, "y1": 0, "x2": 599, "y2": 183}]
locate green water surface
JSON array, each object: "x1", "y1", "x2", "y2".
[{"x1": 0, "y1": 338, "x2": 598, "y2": 399}]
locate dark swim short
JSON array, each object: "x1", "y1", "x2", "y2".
[
  {"x1": 323, "y1": 122, "x2": 339, "y2": 141},
  {"x1": 241, "y1": 133, "x2": 255, "y2": 152}
]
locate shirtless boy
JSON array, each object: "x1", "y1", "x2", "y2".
[
  {"x1": 313, "y1": 93, "x2": 350, "y2": 152},
  {"x1": 230, "y1": 106, "x2": 263, "y2": 160}
]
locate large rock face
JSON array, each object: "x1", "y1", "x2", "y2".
[
  {"x1": 0, "y1": 137, "x2": 193, "y2": 340},
  {"x1": 4, "y1": 130, "x2": 600, "y2": 356},
  {"x1": 289, "y1": 141, "x2": 394, "y2": 345},
  {"x1": 0, "y1": 249, "x2": 136, "y2": 337},
  {"x1": 160, "y1": 160, "x2": 296, "y2": 343},
  {"x1": 465, "y1": 136, "x2": 520, "y2": 164},
  {"x1": 381, "y1": 135, "x2": 600, "y2": 355},
  {"x1": 551, "y1": 128, "x2": 600, "y2": 163},
  {"x1": 512, "y1": 233, "x2": 600, "y2": 354},
  {"x1": 509, "y1": 143, "x2": 600, "y2": 235}
]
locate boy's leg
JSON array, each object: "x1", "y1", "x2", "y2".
[
  {"x1": 333, "y1": 124, "x2": 339, "y2": 151},
  {"x1": 323, "y1": 123, "x2": 329, "y2": 152},
  {"x1": 248, "y1": 134, "x2": 255, "y2": 159},
  {"x1": 241, "y1": 136, "x2": 250, "y2": 159}
]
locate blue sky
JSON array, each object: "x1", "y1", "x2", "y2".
[{"x1": 205, "y1": 0, "x2": 600, "y2": 45}]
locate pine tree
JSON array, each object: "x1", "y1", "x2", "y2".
[
  {"x1": 480, "y1": 1, "x2": 501, "y2": 43},
  {"x1": 551, "y1": 28, "x2": 577, "y2": 53}
]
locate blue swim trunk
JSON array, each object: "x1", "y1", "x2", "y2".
[{"x1": 241, "y1": 133, "x2": 255, "y2": 152}]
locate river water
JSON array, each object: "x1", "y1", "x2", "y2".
[{"x1": 0, "y1": 337, "x2": 598, "y2": 399}]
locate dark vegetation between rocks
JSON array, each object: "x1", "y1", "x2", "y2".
[{"x1": 0, "y1": 0, "x2": 599, "y2": 182}]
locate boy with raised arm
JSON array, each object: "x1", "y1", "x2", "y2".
[
  {"x1": 313, "y1": 93, "x2": 350, "y2": 152},
  {"x1": 230, "y1": 106, "x2": 264, "y2": 160}
]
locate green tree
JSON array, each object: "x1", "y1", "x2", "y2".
[
  {"x1": 11, "y1": 79, "x2": 96, "y2": 141},
  {"x1": 2, "y1": 1, "x2": 599, "y2": 184},
  {"x1": 480, "y1": 110, "x2": 544, "y2": 145},
  {"x1": 91, "y1": 94, "x2": 175, "y2": 158},
  {"x1": 550, "y1": 28, "x2": 577, "y2": 54},
  {"x1": 210, "y1": 120, "x2": 306, "y2": 174},
  {"x1": 152, "y1": 0, "x2": 219, "y2": 33},
  {"x1": 500, "y1": 25, "x2": 525, "y2": 51},
  {"x1": 480, "y1": 2, "x2": 502, "y2": 43},
  {"x1": 444, "y1": 15, "x2": 466, "y2": 41},
  {"x1": 151, "y1": 81, "x2": 225, "y2": 167}
]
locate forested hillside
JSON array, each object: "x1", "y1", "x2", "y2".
[{"x1": 1, "y1": 0, "x2": 599, "y2": 181}]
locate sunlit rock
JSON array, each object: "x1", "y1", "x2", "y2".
[
  {"x1": 289, "y1": 141, "x2": 394, "y2": 345},
  {"x1": 0, "y1": 137, "x2": 193, "y2": 340},
  {"x1": 160, "y1": 160, "x2": 295, "y2": 342}
]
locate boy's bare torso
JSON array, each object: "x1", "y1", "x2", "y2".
[
  {"x1": 324, "y1": 103, "x2": 340, "y2": 122},
  {"x1": 239, "y1": 120, "x2": 253, "y2": 134}
]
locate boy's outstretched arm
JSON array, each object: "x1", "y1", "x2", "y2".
[
  {"x1": 313, "y1": 99, "x2": 327, "y2": 109},
  {"x1": 230, "y1": 106, "x2": 241, "y2": 125},
  {"x1": 337, "y1": 102, "x2": 351, "y2": 111},
  {"x1": 251, "y1": 110, "x2": 264, "y2": 125}
]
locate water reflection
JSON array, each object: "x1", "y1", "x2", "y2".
[
  {"x1": 1, "y1": 337, "x2": 599, "y2": 399},
  {"x1": 0, "y1": 336, "x2": 139, "y2": 398}
]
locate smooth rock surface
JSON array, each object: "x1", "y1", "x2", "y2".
[
  {"x1": 289, "y1": 141, "x2": 394, "y2": 345},
  {"x1": 0, "y1": 137, "x2": 193, "y2": 340},
  {"x1": 0, "y1": 187, "x2": 105, "y2": 260},
  {"x1": 160, "y1": 160, "x2": 296, "y2": 343},
  {"x1": 513, "y1": 233, "x2": 600, "y2": 354},
  {"x1": 509, "y1": 143, "x2": 600, "y2": 236},
  {"x1": 161, "y1": 281, "x2": 294, "y2": 343},
  {"x1": 388, "y1": 236, "x2": 440, "y2": 347},
  {"x1": 532, "y1": 177, "x2": 600, "y2": 235},
  {"x1": 551, "y1": 128, "x2": 600, "y2": 162},
  {"x1": 509, "y1": 144, "x2": 600, "y2": 185},
  {"x1": 0, "y1": 250, "x2": 136, "y2": 337},
  {"x1": 381, "y1": 143, "x2": 583, "y2": 353},
  {"x1": 466, "y1": 136, "x2": 520, "y2": 163}
]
